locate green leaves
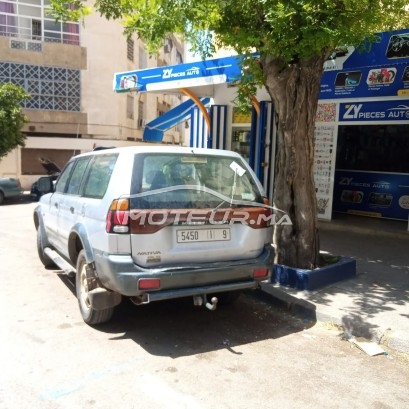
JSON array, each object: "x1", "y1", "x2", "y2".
[
  {"x1": 48, "y1": 0, "x2": 91, "y2": 23},
  {"x1": 0, "y1": 84, "x2": 30, "y2": 159},
  {"x1": 49, "y1": 0, "x2": 409, "y2": 60},
  {"x1": 48, "y1": 0, "x2": 409, "y2": 114}
]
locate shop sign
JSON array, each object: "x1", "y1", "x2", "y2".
[
  {"x1": 339, "y1": 101, "x2": 409, "y2": 122},
  {"x1": 113, "y1": 55, "x2": 243, "y2": 93}
]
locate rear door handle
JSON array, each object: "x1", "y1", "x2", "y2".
[
  {"x1": 70, "y1": 206, "x2": 75, "y2": 214},
  {"x1": 54, "y1": 202, "x2": 58, "y2": 209}
]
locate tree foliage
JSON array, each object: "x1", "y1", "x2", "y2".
[
  {"x1": 51, "y1": 1, "x2": 409, "y2": 61},
  {"x1": 50, "y1": 0, "x2": 409, "y2": 108},
  {"x1": 0, "y1": 83, "x2": 30, "y2": 159},
  {"x1": 50, "y1": 0, "x2": 409, "y2": 268},
  {"x1": 52, "y1": 0, "x2": 409, "y2": 107}
]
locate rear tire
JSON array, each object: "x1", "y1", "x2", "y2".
[
  {"x1": 0, "y1": 191, "x2": 4, "y2": 205},
  {"x1": 76, "y1": 250, "x2": 114, "y2": 325},
  {"x1": 36, "y1": 227, "x2": 56, "y2": 268}
]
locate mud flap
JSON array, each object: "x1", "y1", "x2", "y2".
[{"x1": 88, "y1": 288, "x2": 122, "y2": 310}]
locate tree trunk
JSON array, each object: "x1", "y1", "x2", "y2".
[{"x1": 261, "y1": 55, "x2": 327, "y2": 269}]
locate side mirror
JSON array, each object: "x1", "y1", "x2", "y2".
[{"x1": 37, "y1": 176, "x2": 54, "y2": 194}]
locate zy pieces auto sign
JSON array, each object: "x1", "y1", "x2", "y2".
[{"x1": 340, "y1": 101, "x2": 409, "y2": 122}]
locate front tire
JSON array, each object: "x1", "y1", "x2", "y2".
[{"x1": 76, "y1": 250, "x2": 114, "y2": 325}]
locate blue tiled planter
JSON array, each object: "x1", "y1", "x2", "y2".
[{"x1": 272, "y1": 256, "x2": 356, "y2": 291}]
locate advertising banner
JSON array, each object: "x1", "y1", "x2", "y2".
[
  {"x1": 320, "y1": 30, "x2": 409, "y2": 100},
  {"x1": 314, "y1": 124, "x2": 338, "y2": 220},
  {"x1": 333, "y1": 170, "x2": 409, "y2": 220}
]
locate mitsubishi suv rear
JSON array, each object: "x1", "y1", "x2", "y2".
[{"x1": 33, "y1": 146, "x2": 274, "y2": 325}]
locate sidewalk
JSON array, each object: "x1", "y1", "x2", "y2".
[{"x1": 261, "y1": 213, "x2": 409, "y2": 354}]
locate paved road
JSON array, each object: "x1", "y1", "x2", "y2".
[{"x1": 0, "y1": 201, "x2": 408, "y2": 409}]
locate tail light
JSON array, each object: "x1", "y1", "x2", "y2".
[
  {"x1": 244, "y1": 197, "x2": 273, "y2": 229},
  {"x1": 106, "y1": 198, "x2": 130, "y2": 233},
  {"x1": 138, "y1": 278, "x2": 161, "y2": 290},
  {"x1": 253, "y1": 268, "x2": 269, "y2": 279},
  {"x1": 263, "y1": 197, "x2": 272, "y2": 219}
]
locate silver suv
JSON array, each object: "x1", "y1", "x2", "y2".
[{"x1": 34, "y1": 146, "x2": 273, "y2": 325}]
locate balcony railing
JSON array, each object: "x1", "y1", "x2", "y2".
[
  {"x1": 0, "y1": 17, "x2": 80, "y2": 46},
  {"x1": 0, "y1": 27, "x2": 80, "y2": 46}
]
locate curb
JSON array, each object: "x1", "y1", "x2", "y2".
[{"x1": 259, "y1": 282, "x2": 317, "y2": 320}]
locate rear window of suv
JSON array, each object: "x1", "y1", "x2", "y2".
[{"x1": 130, "y1": 153, "x2": 262, "y2": 209}]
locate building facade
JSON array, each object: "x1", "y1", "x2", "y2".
[
  {"x1": 0, "y1": 0, "x2": 185, "y2": 188},
  {"x1": 208, "y1": 31, "x2": 409, "y2": 222}
]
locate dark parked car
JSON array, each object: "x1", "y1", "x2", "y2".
[
  {"x1": 31, "y1": 158, "x2": 61, "y2": 201},
  {"x1": 0, "y1": 177, "x2": 24, "y2": 204}
]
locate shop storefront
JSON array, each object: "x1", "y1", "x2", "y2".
[
  {"x1": 112, "y1": 29, "x2": 409, "y2": 223},
  {"x1": 317, "y1": 29, "x2": 409, "y2": 221},
  {"x1": 333, "y1": 110, "x2": 409, "y2": 220}
]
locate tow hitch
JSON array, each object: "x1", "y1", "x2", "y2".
[{"x1": 193, "y1": 294, "x2": 218, "y2": 311}]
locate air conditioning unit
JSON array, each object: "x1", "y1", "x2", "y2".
[{"x1": 137, "y1": 118, "x2": 146, "y2": 128}]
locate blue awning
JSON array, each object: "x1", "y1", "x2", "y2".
[{"x1": 143, "y1": 97, "x2": 211, "y2": 142}]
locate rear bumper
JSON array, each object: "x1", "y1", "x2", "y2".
[{"x1": 94, "y1": 244, "x2": 274, "y2": 298}]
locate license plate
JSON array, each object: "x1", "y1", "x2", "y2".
[{"x1": 176, "y1": 228, "x2": 231, "y2": 243}]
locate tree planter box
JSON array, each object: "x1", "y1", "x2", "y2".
[{"x1": 272, "y1": 256, "x2": 356, "y2": 291}]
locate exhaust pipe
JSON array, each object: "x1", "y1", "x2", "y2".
[
  {"x1": 193, "y1": 295, "x2": 218, "y2": 310},
  {"x1": 130, "y1": 294, "x2": 149, "y2": 305}
]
